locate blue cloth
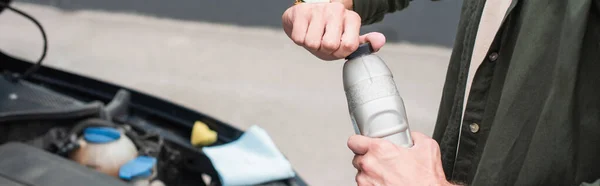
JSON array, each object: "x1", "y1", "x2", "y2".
[{"x1": 202, "y1": 125, "x2": 296, "y2": 186}]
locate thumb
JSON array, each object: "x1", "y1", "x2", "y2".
[
  {"x1": 359, "y1": 32, "x2": 386, "y2": 52},
  {"x1": 347, "y1": 135, "x2": 373, "y2": 155}
]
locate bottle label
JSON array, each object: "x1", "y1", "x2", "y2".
[{"x1": 345, "y1": 76, "x2": 399, "y2": 111}]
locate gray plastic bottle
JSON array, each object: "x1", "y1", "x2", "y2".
[{"x1": 343, "y1": 43, "x2": 414, "y2": 148}]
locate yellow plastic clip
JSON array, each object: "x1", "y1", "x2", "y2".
[{"x1": 190, "y1": 121, "x2": 218, "y2": 147}]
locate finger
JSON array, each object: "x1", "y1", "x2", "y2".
[
  {"x1": 355, "y1": 171, "x2": 371, "y2": 186},
  {"x1": 352, "y1": 154, "x2": 363, "y2": 170},
  {"x1": 304, "y1": 6, "x2": 326, "y2": 51},
  {"x1": 409, "y1": 132, "x2": 441, "y2": 153},
  {"x1": 410, "y1": 131, "x2": 430, "y2": 139},
  {"x1": 282, "y1": 8, "x2": 294, "y2": 36},
  {"x1": 347, "y1": 135, "x2": 372, "y2": 155},
  {"x1": 433, "y1": 147, "x2": 445, "y2": 178},
  {"x1": 320, "y1": 3, "x2": 345, "y2": 54},
  {"x1": 307, "y1": 49, "x2": 339, "y2": 61},
  {"x1": 410, "y1": 131, "x2": 432, "y2": 144},
  {"x1": 369, "y1": 138, "x2": 399, "y2": 155},
  {"x1": 332, "y1": 10, "x2": 360, "y2": 58},
  {"x1": 290, "y1": 5, "x2": 311, "y2": 46},
  {"x1": 358, "y1": 32, "x2": 386, "y2": 52}
]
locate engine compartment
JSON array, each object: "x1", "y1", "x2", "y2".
[
  {"x1": 0, "y1": 63, "x2": 305, "y2": 186},
  {"x1": 0, "y1": 74, "x2": 220, "y2": 186}
]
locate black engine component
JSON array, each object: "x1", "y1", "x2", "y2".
[
  {"x1": 0, "y1": 142, "x2": 132, "y2": 186},
  {"x1": 0, "y1": 72, "x2": 103, "y2": 123}
]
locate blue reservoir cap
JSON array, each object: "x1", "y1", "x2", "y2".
[
  {"x1": 83, "y1": 127, "x2": 121, "y2": 143},
  {"x1": 119, "y1": 156, "x2": 157, "y2": 181}
]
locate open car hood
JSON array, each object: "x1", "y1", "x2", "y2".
[{"x1": 0, "y1": 47, "x2": 308, "y2": 186}]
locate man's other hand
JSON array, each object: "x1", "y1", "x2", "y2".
[
  {"x1": 347, "y1": 132, "x2": 453, "y2": 186},
  {"x1": 282, "y1": 2, "x2": 385, "y2": 61}
]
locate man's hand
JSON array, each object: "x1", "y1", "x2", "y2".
[
  {"x1": 347, "y1": 132, "x2": 453, "y2": 186},
  {"x1": 282, "y1": 2, "x2": 385, "y2": 61}
]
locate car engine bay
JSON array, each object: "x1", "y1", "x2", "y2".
[
  {"x1": 0, "y1": 67, "x2": 304, "y2": 186},
  {"x1": 0, "y1": 74, "x2": 216, "y2": 186}
]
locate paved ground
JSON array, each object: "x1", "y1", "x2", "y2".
[{"x1": 0, "y1": 3, "x2": 451, "y2": 186}]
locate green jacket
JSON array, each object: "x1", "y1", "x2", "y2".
[{"x1": 353, "y1": 0, "x2": 600, "y2": 185}]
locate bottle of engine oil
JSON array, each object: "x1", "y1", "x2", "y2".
[
  {"x1": 343, "y1": 43, "x2": 414, "y2": 147},
  {"x1": 70, "y1": 127, "x2": 138, "y2": 177}
]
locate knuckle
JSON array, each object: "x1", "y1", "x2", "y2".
[
  {"x1": 346, "y1": 10, "x2": 361, "y2": 20},
  {"x1": 296, "y1": 3, "x2": 310, "y2": 10},
  {"x1": 371, "y1": 140, "x2": 393, "y2": 152},
  {"x1": 428, "y1": 139, "x2": 440, "y2": 152},
  {"x1": 330, "y1": 2, "x2": 345, "y2": 12},
  {"x1": 341, "y1": 40, "x2": 359, "y2": 51},
  {"x1": 429, "y1": 139, "x2": 440, "y2": 146},
  {"x1": 359, "y1": 156, "x2": 376, "y2": 172},
  {"x1": 369, "y1": 142, "x2": 382, "y2": 151},
  {"x1": 424, "y1": 139, "x2": 441, "y2": 158},
  {"x1": 321, "y1": 40, "x2": 340, "y2": 51},
  {"x1": 282, "y1": 8, "x2": 293, "y2": 19},
  {"x1": 292, "y1": 6, "x2": 302, "y2": 16},
  {"x1": 418, "y1": 138, "x2": 441, "y2": 153},
  {"x1": 425, "y1": 138, "x2": 439, "y2": 148},
  {"x1": 370, "y1": 141, "x2": 398, "y2": 156},
  {"x1": 355, "y1": 174, "x2": 366, "y2": 185},
  {"x1": 311, "y1": 4, "x2": 324, "y2": 14},
  {"x1": 294, "y1": 5, "x2": 311, "y2": 17},
  {"x1": 382, "y1": 141, "x2": 396, "y2": 149},
  {"x1": 355, "y1": 174, "x2": 370, "y2": 186},
  {"x1": 292, "y1": 36, "x2": 305, "y2": 46},
  {"x1": 371, "y1": 142, "x2": 384, "y2": 152},
  {"x1": 305, "y1": 40, "x2": 321, "y2": 50}
]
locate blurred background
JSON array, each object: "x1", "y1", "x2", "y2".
[{"x1": 0, "y1": 0, "x2": 462, "y2": 185}]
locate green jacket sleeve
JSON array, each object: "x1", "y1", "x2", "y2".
[
  {"x1": 353, "y1": 0, "x2": 442, "y2": 25},
  {"x1": 352, "y1": 0, "x2": 410, "y2": 25}
]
